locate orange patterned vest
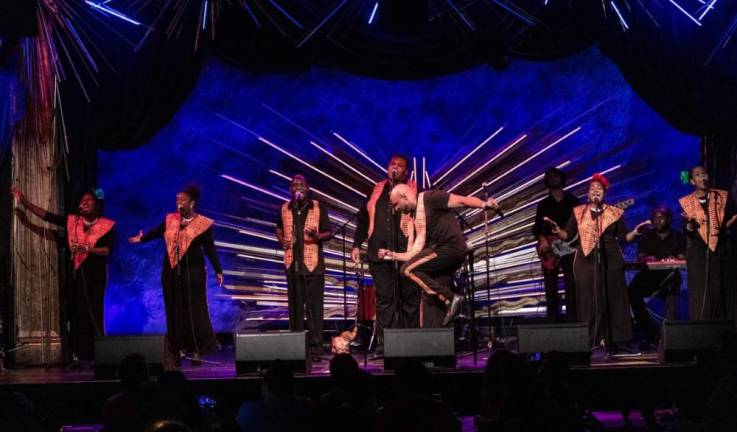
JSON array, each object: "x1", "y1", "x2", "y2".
[
  {"x1": 573, "y1": 204, "x2": 624, "y2": 257},
  {"x1": 679, "y1": 189, "x2": 728, "y2": 252},
  {"x1": 67, "y1": 215, "x2": 115, "y2": 270},
  {"x1": 281, "y1": 200, "x2": 321, "y2": 272},
  {"x1": 366, "y1": 179, "x2": 416, "y2": 241},
  {"x1": 164, "y1": 213, "x2": 214, "y2": 268}
]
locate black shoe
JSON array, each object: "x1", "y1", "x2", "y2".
[{"x1": 442, "y1": 296, "x2": 463, "y2": 326}]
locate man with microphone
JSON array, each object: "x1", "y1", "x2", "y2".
[
  {"x1": 679, "y1": 166, "x2": 737, "y2": 320},
  {"x1": 378, "y1": 184, "x2": 501, "y2": 327},
  {"x1": 276, "y1": 174, "x2": 333, "y2": 360},
  {"x1": 352, "y1": 155, "x2": 418, "y2": 354}
]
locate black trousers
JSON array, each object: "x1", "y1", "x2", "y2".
[
  {"x1": 287, "y1": 269, "x2": 324, "y2": 352},
  {"x1": 542, "y1": 254, "x2": 577, "y2": 323},
  {"x1": 369, "y1": 261, "x2": 420, "y2": 344},
  {"x1": 401, "y1": 246, "x2": 466, "y2": 328},
  {"x1": 628, "y1": 269, "x2": 680, "y2": 339}
]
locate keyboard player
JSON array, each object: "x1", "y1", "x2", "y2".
[{"x1": 627, "y1": 205, "x2": 686, "y2": 348}]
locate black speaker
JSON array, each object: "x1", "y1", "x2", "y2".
[
  {"x1": 659, "y1": 320, "x2": 734, "y2": 363},
  {"x1": 234, "y1": 331, "x2": 309, "y2": 374},
  {"x1": 517, "y1": 323, "x2": 590, "y2": 365},
  {"x1": 384, "y1": 328, "x2": 455, "y2": 370},
  {"x1": 94, "y1": 335, "x2": 165, "y2": 379}
]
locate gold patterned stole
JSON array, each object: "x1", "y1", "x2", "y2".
[
  {"x1": 366, "y1": 179, "x2": 416, "y2": 241},
  {"x1": 164, "y1": 213, "x2": 214, "y2": 268},
  {"x1": 67, "y1": 215, "x2": 115, "y2": 270},
  {"x1": 573, "y1": 204, "x2": 624, "y2": 257},
  {"x1": 281, "y1": 200, "x2": 320, "y2": 272},
  {"x1": 679, "y1": 189, "x2": 728, "y2": 252}
]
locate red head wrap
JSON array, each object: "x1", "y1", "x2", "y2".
[{"x1": 591, "y1": 173, "x2": 610, "y2": 191}]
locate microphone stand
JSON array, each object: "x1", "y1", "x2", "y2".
[
  {"x1": 334, "y1": 210, "x2": 360, "y2": 331},
  {"x1": 481, "y1": 185, "x2": 505, "y2": 351},
  {"x1": 453, "y1": 209, "x2": 480, "y2": 367},
  {"x1": 701, "y1": 190, "x2": 711, "y2": 319}
]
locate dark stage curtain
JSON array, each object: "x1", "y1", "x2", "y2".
[{"x1": 6, "y1": 0, "x2": 735, "y2": 218}]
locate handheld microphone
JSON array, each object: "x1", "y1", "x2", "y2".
[{"x1": 295, "y1": 191, "x2": 304, "y2": 201}]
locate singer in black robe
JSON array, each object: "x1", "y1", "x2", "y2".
[
  {"x1": 679, "y1": 166, "x2": 737, "y2": 320},
  {"x1": 552, "y1": 175, "x2": 639, "y2": 351},
  {"x1": 130, "y1": 185, "x2": 223, "y2": 361},
  {"x1": 11, "y1": 186, "x2": 115, "y2": 362}
]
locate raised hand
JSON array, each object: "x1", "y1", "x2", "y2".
[
  {"x1": 484, "y1": 197, "x2": 499, "y2": 210},
  {"x1": 10, "y1": 185, "x2": 24, "y2": 202},
  {"x1": 128, "y1": 230, "x2": 144, "y2": 244}
]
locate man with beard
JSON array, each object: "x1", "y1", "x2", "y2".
[{"x1": 379, "y1": 184, "x2": 501, "y2": 327}]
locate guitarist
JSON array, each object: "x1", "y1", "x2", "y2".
[{"x1": 532, "y1": 168, "x2": 580, "y2": 322}]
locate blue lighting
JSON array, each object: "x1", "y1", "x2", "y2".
[
  {"x1": 85, "y1": 1, "x2": 142, "y2": 26},
  {"x1": 368, "y1": 2, "x2": 379, "y2": 25},
  {"x1": 99, "y1": 48, "x2": 698, "y2": 334},
  {"x1": 610, "y1": 1, "x2": 629, "y2": 31}
]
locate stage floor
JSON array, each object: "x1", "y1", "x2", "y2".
[{"x1": 0, "y1": 345, "x2": 670, "y2": 385}]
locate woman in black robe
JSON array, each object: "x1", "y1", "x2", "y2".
[
  {"x1": 679, "y1": 166, "x2": 737, "y2": 320},
  {"x1": 129, "y1": 184, "x2": 223, "y2": 365},
  {"x1": 548, "y1": 174, "x2": 644, "y2": 352},
  {"x1": 11, "y1": 186, "x2": 115, "y2": 362}
]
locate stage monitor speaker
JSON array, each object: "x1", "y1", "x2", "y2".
[
  {"x1": 517, "y1": 323, "x2": 590, "y2": 366},
  {"x1": 659, "y1": 320, "x2": 734, "y2": 363},
  {"x1": 234, "y1": 331, "x2": 309, "y2": 374},
  {"x1": 94, "y1": 335, "x2": 165, "y2": 379},
  {"x1": 384, "y1": 328, "x2": 455, "y2": 370}
]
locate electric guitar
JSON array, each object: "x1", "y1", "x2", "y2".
[{"x1": 537, "y1": 198, "x2": 635, "y2": 270}]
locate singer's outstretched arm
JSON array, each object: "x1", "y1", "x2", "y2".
[
  {"x1": 447, "y1": 193, "x2": 499, "y2": 210},
  {"x1": 140, "y1": 222, "x2": 165, "y2": 242},
  {"x1": 10, "y1": 185, "x2": 65, "y2": 225}
]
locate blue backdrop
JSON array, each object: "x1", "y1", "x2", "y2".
[{"x1": 99, "y1": 47, "x2": 698, "y2": 334}]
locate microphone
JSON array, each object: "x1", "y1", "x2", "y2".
[{"x1": 294, "y1": 191, "x2": 304, "y2": 201}]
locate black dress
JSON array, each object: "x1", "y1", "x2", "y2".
[
  {"x1": 141, "y1": 218, "x2": 222, "y2": 355},
  {"x1": 564, "y1": 211, "x2": 632, "y2": 347},
  {"x1": 685, "y1": 222, "x2": 737, "y2": 320},
  {"x1": 44, "y1": 212, "x2": 115, "y2": 361}
]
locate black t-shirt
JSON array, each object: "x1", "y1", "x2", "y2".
[
  {"x1": 637, "y1": 229, "x2": 686, "y2": 260},
  {"x1": 422, "y1": 190, "x2": 467, "y2": 253},
  {"x1": 532, "y1": 192, "x2": 581, "y2": 237}
]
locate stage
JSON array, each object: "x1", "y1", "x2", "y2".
[{"x1": 0, "y1": 345, "x2": 715, "y2": 431}]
